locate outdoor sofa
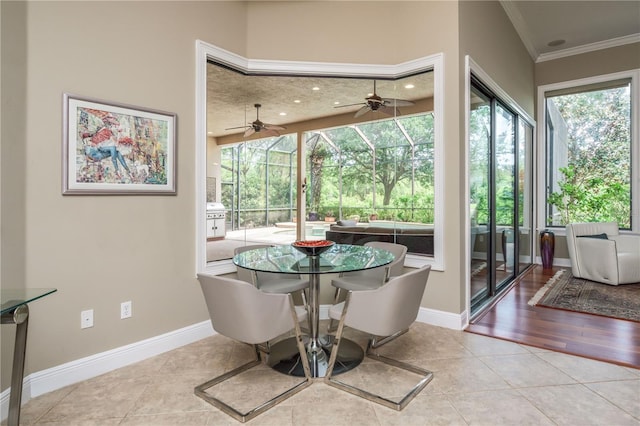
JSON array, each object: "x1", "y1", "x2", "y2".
[{"x1": 325, "y1": 221, "x2": 434, "y2": 256}]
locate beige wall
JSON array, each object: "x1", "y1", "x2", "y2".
[
  {"x1": 0, "y1": 0, "x2": 248, "y2": 391},
  {"x1": 1, "y1": 0, "x2": 535, "y2": 394},
  {"x1": 1, "y1": 1, "x2": 29, "y2": 385},
  {"x1": 459, "y1": 1, "x2": 535, "y2": 117}
]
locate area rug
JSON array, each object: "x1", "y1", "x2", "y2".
[{"x1": 528, "y1": 269, "x2": 640, "y2": 322}]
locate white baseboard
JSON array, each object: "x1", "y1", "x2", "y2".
[
  {"x1": 417, "y1": 306, "x2": 466, "y2": 330},
  {"x1": 320, "y1": 304, "x2": 464, "y2": 330},
  {"x1": 1, "y1": 320, "x2": 214, "y2": 421},
  {"x1": 2, "y1": 305, "x2": 462, "y2": 421}
]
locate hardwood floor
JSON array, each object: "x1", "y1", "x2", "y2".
[{"x1": 466, "y1": 265, "x2": 640, "y2": 369}]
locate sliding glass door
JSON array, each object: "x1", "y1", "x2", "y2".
[{"x1": 469, "y1": 76, "x2": 533, "y2": 315}]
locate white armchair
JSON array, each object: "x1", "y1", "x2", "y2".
[{"x1": 565, "y1": 222, "x2": 640, "y2": 285}]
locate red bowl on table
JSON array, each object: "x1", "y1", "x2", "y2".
[{"x1": 291, "y1": 240, "x2": 335, "y2": 256}]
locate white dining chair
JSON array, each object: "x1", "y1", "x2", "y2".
[
  {"x1": 234, "y1": 244, "x2": 309, "y2": 305},
  {"x1": 325, "y1": 265, "x2": 433, "y2": 411},
  {"x1": 195, "y1": 274, "x2": 311, "y2": 423},
  {"x1": 331, "y1": 241, "x2": 407, "y2": 292},
  {"x1": 328, "y1": 241, "x2": 407, "y2": 331}
]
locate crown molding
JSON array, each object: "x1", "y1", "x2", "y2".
[
  {"x1": 499, "y1": 0, "x2": 539, "y2": 61},
  {"x1": 536, "y1": 33, "x2": 640, "y2": 63}
]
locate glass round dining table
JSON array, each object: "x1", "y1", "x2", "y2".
[{"x1": 233, "y1": 243, "x2": 394, "y2": 377}]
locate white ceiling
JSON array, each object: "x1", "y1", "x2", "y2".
[
  {"x1": 208, "y1": 1, "x2": 640, "y2": 138},
  {"x1": 500, "y1": 0, "x2": 640, "y2": 62}
]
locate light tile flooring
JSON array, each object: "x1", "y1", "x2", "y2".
[{"x1": 13, "y1": 322, "x2": 640, "y2": 425}]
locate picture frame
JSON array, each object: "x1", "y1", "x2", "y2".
[{"x1": 62, "y1": 93, "x2": 177, "y2": 195}]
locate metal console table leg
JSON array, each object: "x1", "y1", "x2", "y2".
[{"x1": 2, "y1": 304, "x2": 30, "y2": 426}]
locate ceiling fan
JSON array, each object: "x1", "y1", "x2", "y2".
[
  {"x1": 335, "y1": 80, "x2": 415, "y2": 118},
  {"x1": 225, "y1": 104, "x2": 286, "y2": 137}
]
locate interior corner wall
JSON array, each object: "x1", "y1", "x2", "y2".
[
  {"x1": 457, "y1": 0, "x2": 535, "y2": 309},
  {"x1": 245, "y1": 0, "x2": 466, "y2": 315},
  {"x1": 0, "y1": 1, "x2": 248, "y2": 392},
  {"x1": 458, "y1": 1, "x2": 535, "y2": 118},
  {"x1": 1, "y1": 0, "x2": 518, "y2": 394},
  {"x1": 534, "y1": 43, "x2": 640, "y2": 260}
]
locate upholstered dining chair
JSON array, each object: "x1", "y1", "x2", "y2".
[
  {"x1": 195, "y1": 274, "x2": 311, "y2": 423},
  {"x1": 234, "y1": 244, "x2": 309, "y2": 305},
  {"x1": 328, "y1": 241, "x2": 407, "y2": 331},
  {"x1": 325, "y1": 265, "x2": 433, "y2": 411}
]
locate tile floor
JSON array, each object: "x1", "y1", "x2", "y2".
[{"x1": 12, "y1": 322, "x2": 640, "y2": 425}]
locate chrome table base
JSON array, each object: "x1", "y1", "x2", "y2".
[{"x1": 269, "y1": 335, "x2": 363, "y2": 377}]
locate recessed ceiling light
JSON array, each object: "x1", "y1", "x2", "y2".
[
  {"x1": 279, "y1": 112, "x2": 287, "y2": 116},
  {"x1": 405, "y1": 84, "x2": 415, "y2": 89},
  {"x1": 547, "y1": 39, "x2": 566, "y2": 47},
  {"x1": 294, "y1": 99, "x2": 301, "y2": 103},
  {"x1": 207, "y1": 131, "x2": 214, "y2": 135},
  {"x1": 334, "y1": 101, "x2": 340, "y2": 105},
  {"x1": 312, "y1": 86, "x2": 320, "y2": 91}
]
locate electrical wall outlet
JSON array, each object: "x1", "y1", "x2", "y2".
[
  {"x1": 81, "y1": 309, "x2": 94, "y2": 329},
  {"x1": 120, "y1": 301, "x2": 132, "y2": 319}
]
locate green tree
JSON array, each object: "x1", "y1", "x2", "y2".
[
  {"x1": 547, "y1": 85, "x2": 631, "y2": 228},
  {"x1": 337, "y1": 116, "x2": 434, "y2": 207},
  {"x1": 548, "y1": 165, "x2": 630, "y2": 226}
]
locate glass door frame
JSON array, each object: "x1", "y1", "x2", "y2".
[
  {"x1": 466, "y1": 63, "x2": 535, "y2": 319},
  {"x1": 469, "y1": 78, "x2": 519, "y2": 310}
]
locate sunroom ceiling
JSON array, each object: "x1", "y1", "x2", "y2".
[{"x1": 207, "y1": 63, "x2": 435, "y2": 139}]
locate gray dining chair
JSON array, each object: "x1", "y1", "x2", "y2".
[
  {"x1": 195, "y1": 274, "x2": 311, "y2": 423},
  {"x1": 325, "y1": 265, "x2": 433, "y2": 411},
  {"x1": 328, "y1": 241, "x2": 407, "y2": 331},
  {"x1": 234, "y1": 244, "x2": 309, "y2": 305}
]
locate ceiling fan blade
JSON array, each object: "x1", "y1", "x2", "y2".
[
  {"x1": 382, "y1": 98, "x2": 414, "y2": 107},
  {"x1": 244, "y1": 127, "x2": 256, "y2": 137},
  {"x1": 354, "y1": 105, "x2": 371, "y2": 118},
  {"x1": 225, "y1": 124, "x2": 250, "y2": 130},
  {"x1": 263, "y1": 129, "x2": 281, "y2": 137},
  {"x1": 264, "y1": 124, "x2": 286, "y2": 131},
  {"x1": 335, "y1": 102, "x2": 366, "y2": 109},
  {"x1": 378, "y1": 105, "x2": 400, "y2": 116}
]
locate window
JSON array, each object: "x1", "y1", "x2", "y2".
[
  {"x1": 306, "y1": 114, "x2": 435, "y2": 256},
  {"x1": 541, "y1": 71, "x2": 638, "y2": 231},
  {"x1": 196, "y1": 41, "x2": 444, "y2": 274},
  {"x1": 219, "y1": 113, "x2": 435, "y2": 258},
  {"x1": 221, "y1": 135, "x2": 298, "y2": 231}
]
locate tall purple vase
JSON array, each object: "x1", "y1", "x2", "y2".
[{"x1": 539, "y1": 229, "x2": 555, "y2": 269}]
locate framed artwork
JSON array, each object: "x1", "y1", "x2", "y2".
[{"x1": 62, "y1": 93, "x2": 177, "y2": 194}]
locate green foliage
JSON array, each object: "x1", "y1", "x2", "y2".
[
  {"x1": 392, "y1": 194, "x2": 435, "y2": 223},
  {"x1": 546, "y1": 85, "x2": 631, "y2": 228},
  {"x1": 548, "y1": 165, "x2": 631, "y2": 227},
  {"x1": 222, "y1": 114, "x2": 436, "y2": 230}
]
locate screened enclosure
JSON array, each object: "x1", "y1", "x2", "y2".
[{"x1": 221, "y1": 113, "x2": 435, "y2": 235}]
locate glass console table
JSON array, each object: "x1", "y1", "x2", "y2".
[
  {"x1": 233, "y1": 244, "x2": 393, "y2": 377},
  {"x1": 1, "y1": 288, "x2": 57, "y2": 426}
]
